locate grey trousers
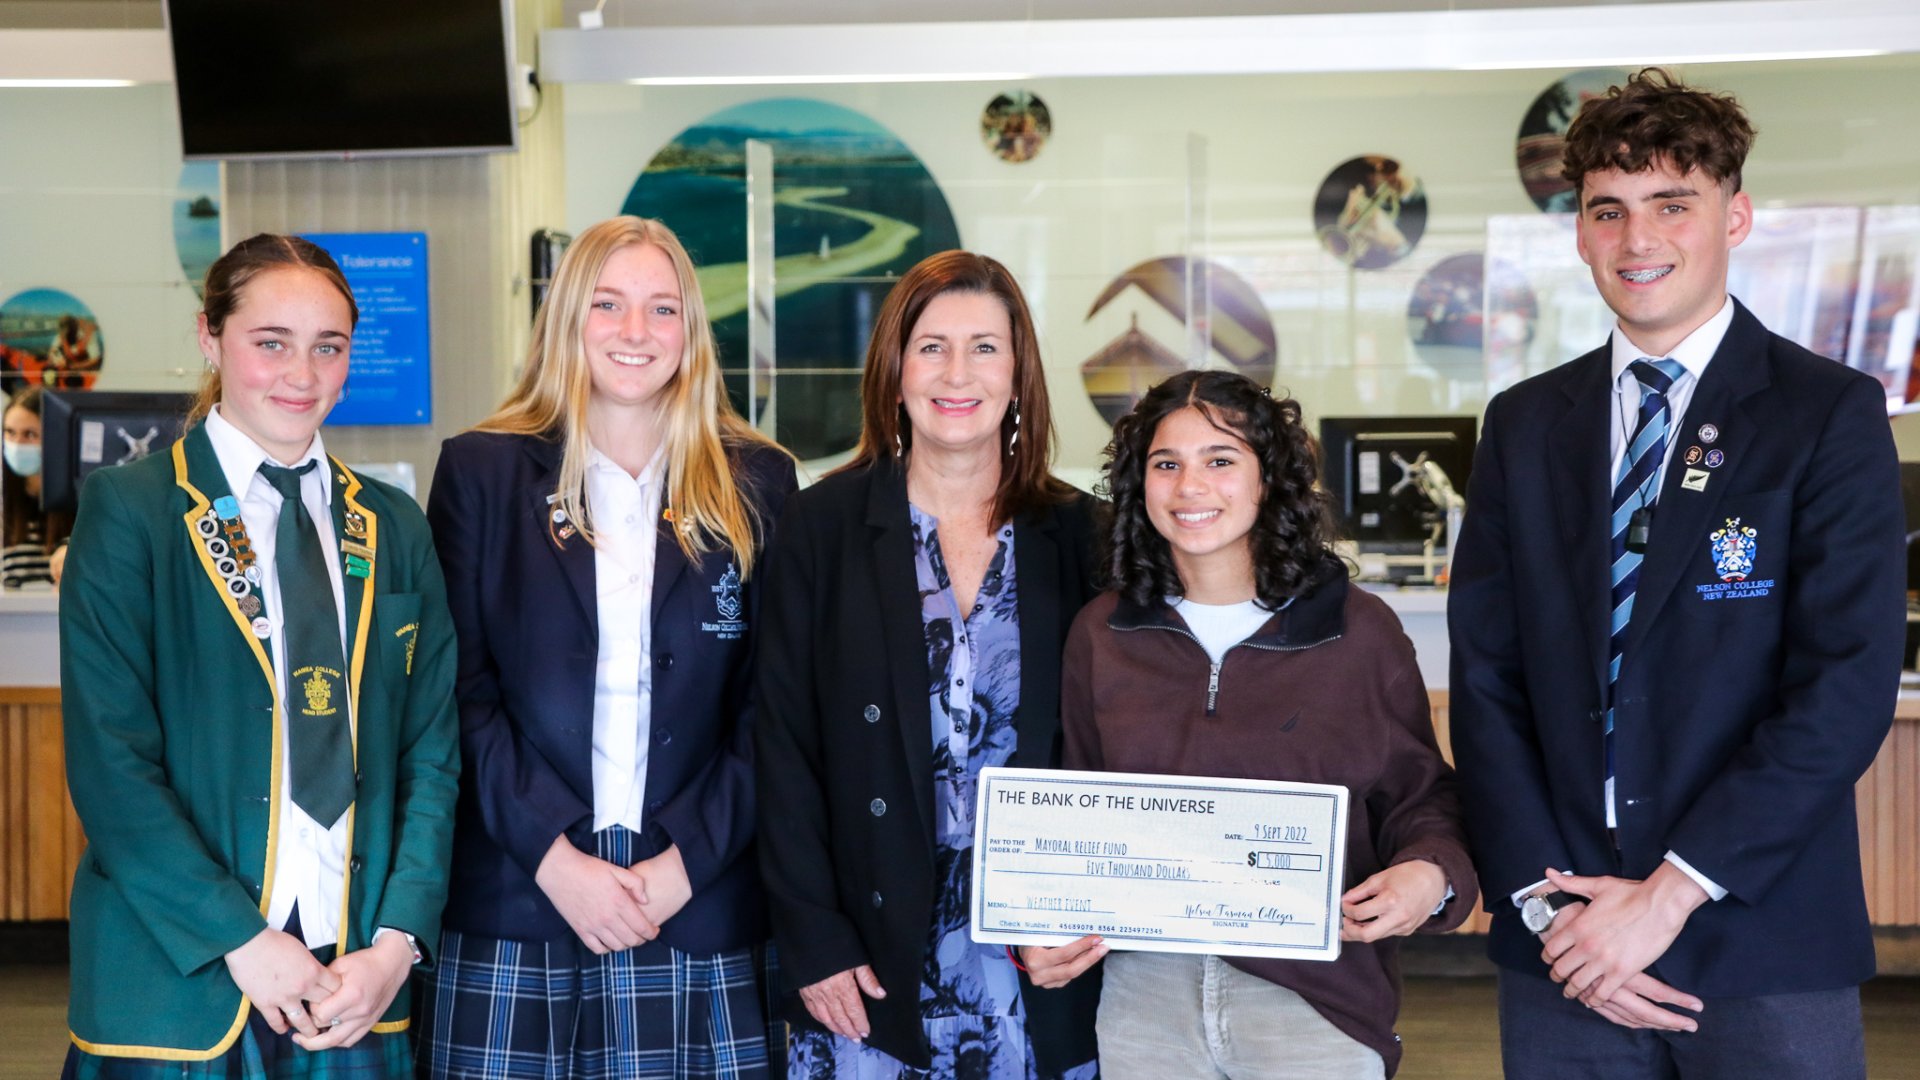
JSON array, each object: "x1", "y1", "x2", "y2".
[
  {"x1": 1096, "y1": 952, "x2": 1385, "y2": 1080},
  {"x1": 1498, "y1": 969, "x2": 1866, "y2": 1080}
]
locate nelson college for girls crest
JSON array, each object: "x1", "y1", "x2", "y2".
[{"x1": 702, "y1": 563, "x2": 746, "y2": 640}]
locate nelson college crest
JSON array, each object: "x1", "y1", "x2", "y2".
[{"x1": 1709, "y1": 517, "x2": 1757, "y2": 582}]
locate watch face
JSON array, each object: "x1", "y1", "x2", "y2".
[{"x1": 1521, "y1": 896, "x2": 1553, "y2": 933}]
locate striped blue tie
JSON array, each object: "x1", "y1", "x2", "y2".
[{"x1": 1606, "y1": 358, "x2": 1686, "y2": 823}]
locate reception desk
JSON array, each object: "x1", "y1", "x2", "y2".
[
  {"x1": 5, "y1": 588, "x2": 1918, "y2": 946},
  {"x1": 1, "y1": 590, "x2": 76, "y2": 921}
]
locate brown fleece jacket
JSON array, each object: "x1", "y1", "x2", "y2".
[{"x1": 1061, "y1": 562, "x2": 1476, "y2": 1077}]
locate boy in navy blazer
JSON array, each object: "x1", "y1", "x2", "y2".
[{"x1": 1450, "y1": 69, "x2": 1902, "y2": 1078}]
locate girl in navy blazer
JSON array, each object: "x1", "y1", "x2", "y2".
[{"x1": 417, "y1": 216, "x2": 796, "y2": 1079}]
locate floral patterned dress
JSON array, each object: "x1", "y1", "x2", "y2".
[{"x1": 789, "y1": 507, "x2": 1096, "y2": 1080}]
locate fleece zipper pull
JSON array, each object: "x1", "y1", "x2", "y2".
[{"x1": 1206, "y1": 663, "x2": 1221, "y2": 717}]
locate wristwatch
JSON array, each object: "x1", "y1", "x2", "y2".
[{"x1": 1520, "y1": 890, "x2": 1580, "y2": 934}]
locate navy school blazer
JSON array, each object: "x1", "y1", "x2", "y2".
[
  {"x1": 426, "y1": 430, "x2": 797, "y2": 951},
  {"x1": 1448, "y1": 300, "x2": 1903, "y2": 994}
]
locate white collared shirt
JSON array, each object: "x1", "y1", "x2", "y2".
[
  {"x1": 203, "y1": 407, "x2": 352, "y2": 949},
  {"x1": 587, "y1": 446, "x2": 665, "y2": 834},
  {"x1": 1606, "y1": 296, "x2": 1734, "y2": 487}
]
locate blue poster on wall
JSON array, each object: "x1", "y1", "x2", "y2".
[{"x1": 302, "y1": 231, "x2": 431, "y2": 425}]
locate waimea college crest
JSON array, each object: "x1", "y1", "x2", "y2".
[{"x1": 702, "y1": 563, "x2": 747, "y2": 640}]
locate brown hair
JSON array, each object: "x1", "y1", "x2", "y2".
[
  {"x1": 1099, "y1": 371, "x2": 1333, "y2": 609},
  {"x1": 186, "y1": 233, "x2": 359, "y2": 426},
  {"x1": 475, "y1": 216, "x2": 783, "y2": 577},
  {"x1": 1561, "y1": 67, "x2": 1756, "y2": 205},
  {"x1": 843, "y1": 250, "x2": 1071, "y2": 525}
]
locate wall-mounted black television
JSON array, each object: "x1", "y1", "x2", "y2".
[
  {"x1": 41, "y1": 391, "x2": 194, "y2": 513},
  {"x1": 165, "y1": 0, "x2": 518, "y2": 160},
  {"x1": 1319, "y1": 415, "x2": 1477, "y2": 555}
]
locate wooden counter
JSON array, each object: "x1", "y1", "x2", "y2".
[
  {"x1": 5, "y1": 688, "x2": 1917, "y2": 935},
  {"x1": 0, "y1": 687, "x2": 81, "y2": 921}
]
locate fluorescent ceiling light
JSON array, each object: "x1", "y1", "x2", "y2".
[
  {"x1": 1459, "y1": 48, "x2": 1889, "y2": 70},
  {"x1": 629, "y1": 71, "x2": 1029, "y2": 86},
  {"x1": 0, "y1": 30, "x2": 172, "y2": 84},
  {"x1": 0, "y1": 78, "x2": 137, "y2": 88},
  {"x1": 542, "y1": 0, "x2": 1920, "y2": 83}
]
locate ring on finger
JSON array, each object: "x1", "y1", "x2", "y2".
[{"x1": 328, "y1": 1016, "x2": 342, "y2": 1028}]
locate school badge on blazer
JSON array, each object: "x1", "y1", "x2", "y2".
[
  {"x1": 1710, "y1": 517, "x2": 1757, "y2": 580},
  {"x1": 702, "y1": 562, "x2": 747, "y2": 640},
  {"x1": 1696, "y1": 517, "x2": 1772, "y2": 601}
]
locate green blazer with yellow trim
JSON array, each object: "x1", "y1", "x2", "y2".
[{"x1": 59, "y1": 422, "x2": 460, "y2": 1059}]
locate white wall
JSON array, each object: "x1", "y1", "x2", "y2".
[
  {"x1": 565, "y1": 55, "x2": 1920, "y2": 472},
  {"x1": 0, "y1": 84, "x2": 204, "y2": 393}
]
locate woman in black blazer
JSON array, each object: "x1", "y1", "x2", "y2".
[
  {"x1": 756, "y1": 251, "x2": 1102, "y2": 1078},
  {"x1": 419, "y1": 216, "x2": 796, "y2": 1079}
]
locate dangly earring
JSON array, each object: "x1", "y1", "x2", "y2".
[
  {"x1": 1007, "y1": 397, "x2": 1021, "y2": 455},
  {"x1": 894, "y1": 431, "x2": 903, "y2": 459}
]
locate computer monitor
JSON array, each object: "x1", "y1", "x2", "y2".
[
  {"x1": 41, "y1": 391, "x2": 194, "y2": 513},
  {"x1": 1318, "y1": 415, "x2": 1477, "y2": 555}
]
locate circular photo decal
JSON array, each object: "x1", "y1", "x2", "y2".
[
  {"x1": 623, "y1": 98, "x2": 961, "y2": 461},
  {"x1": 981, "y1": 90, "x2": 1051, "y2": 164},
  {"x1": 1515, "y1": 68, "x2": 1630, "y2": 212},
  {"x1": 1081, "y1": 256, "x2": 1276, "y2": 427},
  {"x1": 174, "y1": 161, "x2": 223, "y2": 299},
  {"x1": 1313, "y1": 155, "x2": 1427, "y2": 270},
  {"x1": 1406, "y1": 252, "x2": 1538, "y2": 377},
  {"x1": 0, "y1": 288, "x2": 104, "y2": 394}
]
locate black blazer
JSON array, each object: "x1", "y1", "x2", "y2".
[
  {"x1": 427, "y1": 430, "x2": 796, "y2": 952},
  {"x1": 1448, "y1": 301, "x2": 1903, "y2": 994},
  {"x1": 755, "y1": 460, "x2": 1103, "y2": 1072}
]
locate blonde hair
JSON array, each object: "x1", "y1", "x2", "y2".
[{"x1": 476, "y1": 216, "x2": 782, "y2": 576}]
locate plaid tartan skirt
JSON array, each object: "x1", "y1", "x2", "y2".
[
  {"x1": 415, "y1": 826, "x2": 782, "y2": 1080},
  {"x1": 63, "y1": 1011, "x2": 411, "y2": 1080}
]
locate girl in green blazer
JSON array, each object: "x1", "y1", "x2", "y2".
[{"x1": 59, "y1": 234, "x2": 460, "y2": 1078}]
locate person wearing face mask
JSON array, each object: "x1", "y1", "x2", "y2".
[{"x1": 2, "y1": 385, "x2": 72, "y2": 588}]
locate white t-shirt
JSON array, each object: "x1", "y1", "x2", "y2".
[{"x1": 1173, "y1": 596, "x2": 1274, "y2": 664}]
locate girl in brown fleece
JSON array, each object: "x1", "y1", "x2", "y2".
[{"x1": 1024, "y1": 369, "x2": 1475, "y2": 1079}]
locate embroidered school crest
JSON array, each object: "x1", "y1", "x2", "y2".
[
  {"x1": 1709, "y1": 517, "x2": 1758, "y2": 582},
  {"x1": 302, "y1": 668, "x2": 337, "y2": 716},
  {"x1": 712, "y1": 563, "x2": 743, "y2": 621}
]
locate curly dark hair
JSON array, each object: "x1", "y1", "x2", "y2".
[
  {"x1": 1561, "y1": 67, "x2": 1756, "y2": 204},
  {"x1": 1098, "y1": 370, "x2": 1334, "y2": 610}
]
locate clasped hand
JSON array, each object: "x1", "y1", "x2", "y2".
[
  {"x1": 224, "y1": 925, "x2": 415, "y2": 1049},
  {"x1": 1536, "y1": 865, "x2": 1707, "y2": 1032},
  {"x1": 534, "y1": 835, "x2": 695, "y2": 955}
]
